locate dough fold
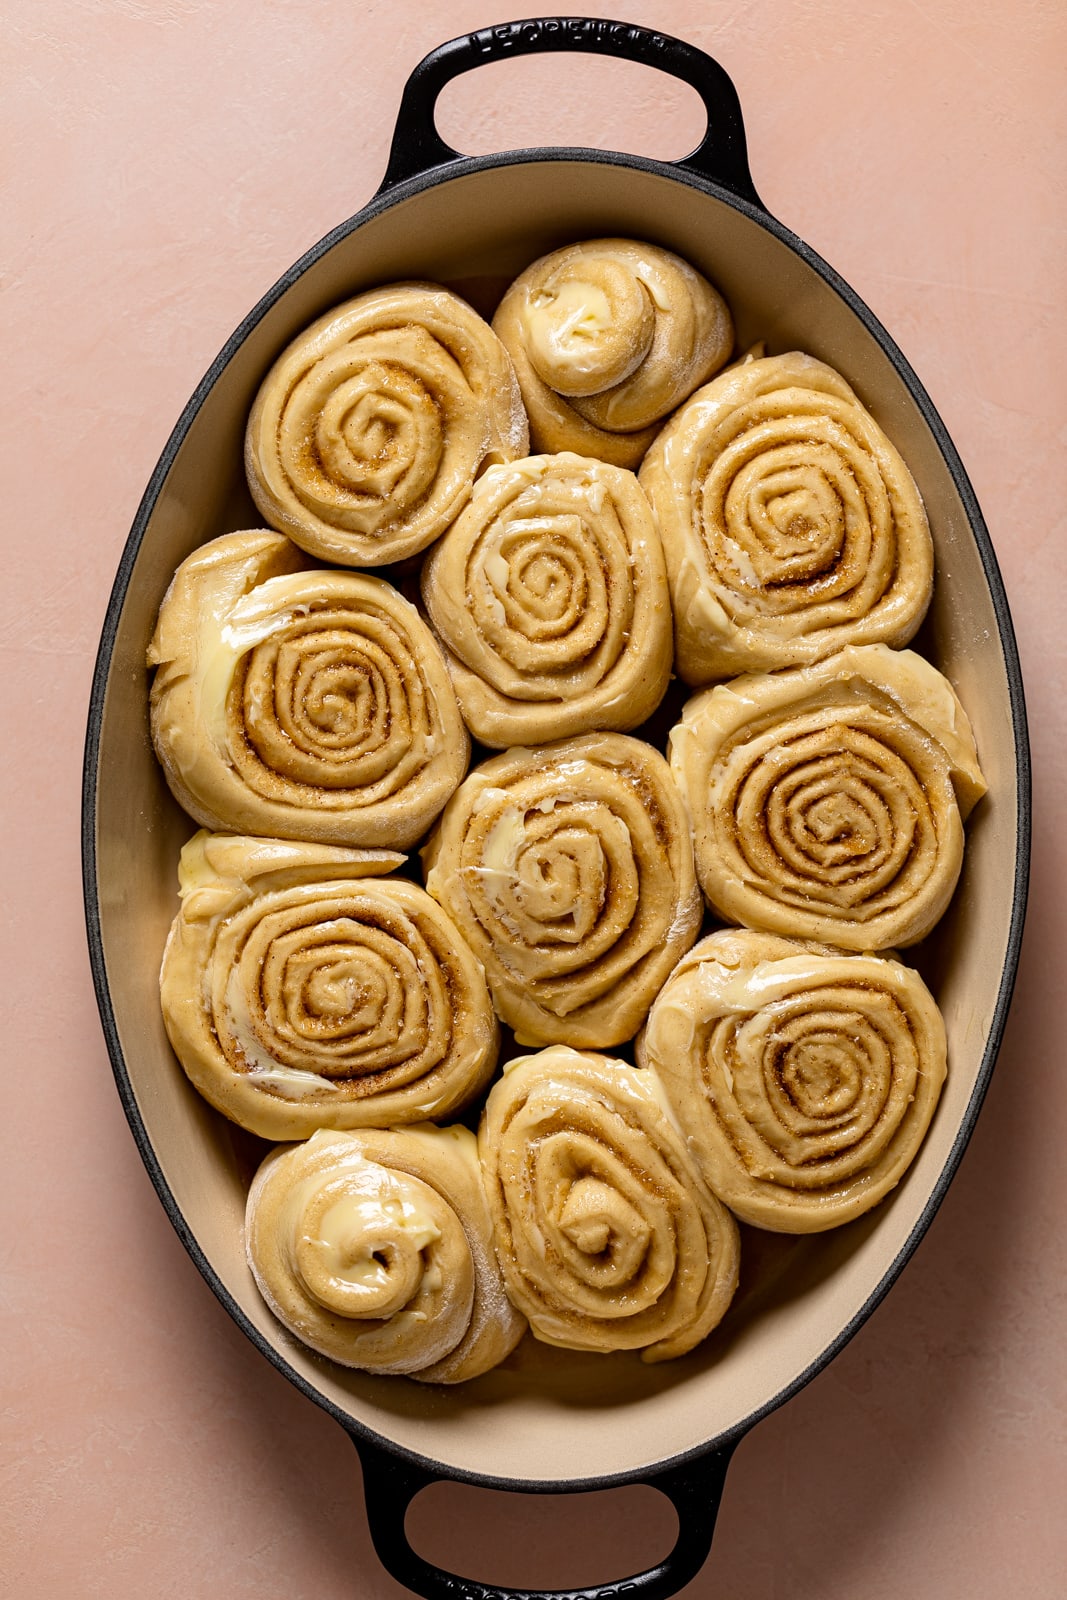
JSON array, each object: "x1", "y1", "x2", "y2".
[
  {"x1": 246, "y1": 1126, "x2": 526, "y2": 1381},
  {"x1": 421, "y1": 452, "x2": 672, "y2": 746},
  {"x1": 148, "y1": 530, "x2": 469, "y2": 849},
  {"x1": 669, "y1": 644, "x2": 986, "y2": 950},
  {"x1": 160, "y1": 831, "x2": 499, "y2": 1138},
  {"x1": 245, "y1": 282, "x2": 528, "y2": 566},
  {"x1": 639, "y1": 351, "x2": 934, "y2": 682},
  {"x1": 479, "y1": 1047, "x2": 740, "y2": 1361},
  {"x1": 422, "y1": 733, "x2": 702, "y2": 1046},
  {"x1": 638, "y1": 929, "x2": 947, "y2": 1231},
  {"x1": 493, "y1": 239, "x2": 732, "y2": 469}
]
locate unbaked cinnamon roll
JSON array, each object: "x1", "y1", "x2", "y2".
[
  {"x1": 638, "y1": 929, "x2": 948, "y2": 1231},
  {"x1": 246, "y1": 1126, "x2": 526, "y2": 1381},
  {"x1": 639, "y1": 351, "x2": 934, "y2": 682},
  {"x1": 492, "y1": 239, "x2": 733, "y2": 470},
  {"x1": 245, "y1": 282, "x2": 528, "y2": 566},
  {"x1": 160, "y1": 831, "x2": 499, "y2": 1139},
  {"x1": 148, "y1": 530, "x2": 469, "y2": 849},
  {"x1": 479, "y1": 1047, "x2": 740, "y2": 1361},
  {"x1": 420, "y1": 452, "x2": 672, "y2": 746},
  {"x1": 669, "y1": 644, "x2": 986, "y2": 951},
  {"x1": 422, "y1": 733, "x2": 702, "y2": 1047}
]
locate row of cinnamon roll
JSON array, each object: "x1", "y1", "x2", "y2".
[
  {"x1": 240, "y1": 936, "x2": 945, "y2": 1379},
  {"x1": 245, "y1": 1048, "x2": 743, "y2": 1381},
  {"x1": 148, "y1": 237, "x2": 985, "y2": 1388},
  {"x1": 161, "y1": 813, "x2": 956, "y2": 1379},
  {"x1": 243, "y1": 246, "x2": 934, "y2": 687},
  {"x1": 151, "y1": 532, "x2": 981, "y2": 964}
]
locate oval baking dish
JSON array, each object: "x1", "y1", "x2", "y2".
[{"x1": 83, "y1": 19, "x2": 1030, "y2": 1600}]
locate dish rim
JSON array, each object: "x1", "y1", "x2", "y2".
[{"x1": 82, "y1": 142, "x2": 1032, "y2": 1493}]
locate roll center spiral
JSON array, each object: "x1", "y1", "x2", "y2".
[
  {"x1": 557, "y1": 1175, "x2": 652, "y2": 1277},
  {"x1": 726, "y1": 995, "x2": 904, "y2": 1169},
  {"x1": 291, "y1": 1169, "x2": 443, "y2": 1319},
  {"x1": 778, "y1": 1036, "x2": 862, "y2": 1118},
  {"x1": 304, "y1": 958, "x2": 374, "y2": 1020},
  {"x1": 517, "y1": 828, "x2": 609, "y2": 940},
  {"x1": 295, "y1": 352, "x2": 444, "y2": 514},
  {"x1": 526, "y1": 266, "x2": 654, "y2": 397},
  {"x1": 731, "y1": 721, "x2": 926, "y2": 904}
]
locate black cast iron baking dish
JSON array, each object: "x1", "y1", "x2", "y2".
[{"x1": 83, "y1": 18, "x2": 1030, "y2": 1599}]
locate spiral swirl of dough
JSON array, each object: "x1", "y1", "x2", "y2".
[
  {"x1": 245, "y1": 282, "x2": 528, "y2": 566},
  {"x1": 148, "y1": 531, "x2": 469, "y2": 849},
  {"x1": 246, "y1": 1126, "x2": 526, "y2": 1381},
  {"x1": 479, "y1": 1047, "x2": 740, "y2": 1361},
  {"x1": 639, "y1": 352, "x2": 935, "y2": 683},
  {"x1": 669, "y1": 645, "x2": 986, "y2": 951},
  {"x1": 492, "y1": 239, "x2": 733, "y2": 471},
  {"x1": 422, "y1": 734, "x2": 702, "y2": 1048},
  {"x1": 420, "y1": 452, "x2": 672, "y2": 746},
  {"x1": 638, "y1": 929, "x2": 948, "y2": 1231},
  {"x1": 159, "y1": 832, "x2": 499, "y2": 1139}
]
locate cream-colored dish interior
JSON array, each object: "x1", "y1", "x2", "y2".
[{"x1": 92, "y1": 159, "x2": 1020, "y2": 1486}]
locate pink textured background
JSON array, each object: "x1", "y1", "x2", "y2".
[{"x1": 2, "y1": 2, "x2": 1064, "y2": 1596}]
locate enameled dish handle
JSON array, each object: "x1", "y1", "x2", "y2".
[
  {"x1": 379, "y1": 15, "x2": 764, "y2": 208},
  {"x1": 351, "y1": 1429, "x2": 738, "y2": 1600}
]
